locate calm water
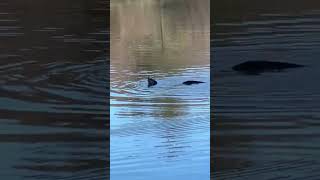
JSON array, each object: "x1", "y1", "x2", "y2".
[
  {"x1": 213, "y1": 1, "x2": 320, "y2": 179},
  {"x1": 110, "y1": 0, "x2": 210, "y2": 179},
  {"x1": 0, "y1": 0, "x2": 108, "y2": 179}
]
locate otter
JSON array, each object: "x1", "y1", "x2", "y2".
[
  {"x1": 147, "y1": 77, "x2": 204, "y2": 87},
  {"x1": 148, "y1": 77, "x2": 157, "y2": 87},
  {"x1": 182, "y1": 80, "x2": 205, "y2": 85},
  {"x1": 232, "y1": 61, "x2": 304, "y2": 74}
]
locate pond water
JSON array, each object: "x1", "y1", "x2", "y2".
[
  {"x1": 0, "y1": 0, "x2": 108, "y2": 179},
  {"x1": 212, "y1": 1, "x2": 320, "y2": 179},
  {"x1": 110, "y1": 0, "x2": 210, "y2": 179}
]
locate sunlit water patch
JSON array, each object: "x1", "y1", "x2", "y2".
[{"x1": 111, "y1": 66, "x2": 210, "y2": 180}]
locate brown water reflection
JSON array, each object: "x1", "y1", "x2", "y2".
[{"x1": 111, "y1": 0, "x2": 209, "y2": 75}]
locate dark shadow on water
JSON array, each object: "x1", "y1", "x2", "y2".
[
  {"x1": 0, "y1": 0, "x2": 109, "y2": 179},
  {"x1": 212, "y1": 0, "x2": 320, "y2": 179}
]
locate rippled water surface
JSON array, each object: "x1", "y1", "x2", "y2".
[
  {"x1": 111, "y1": 0, "x2": 210, "y2": 179},
  {"x1": 0, "y1": 0, "x2": 108, "y2": 179},
  {"x1": 213, "y1": 1, "x2": 320, "y2": 179}
]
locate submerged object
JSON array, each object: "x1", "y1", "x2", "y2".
[
  {"x1": 232, "y1": 61, "x2": 304, "y2": 74},
  {"x1": 148, "y1": 77, "x2": 157, "y2": 87},
  {"x1": 182, "y1": 80, "x2": 205, "y2": 85}
]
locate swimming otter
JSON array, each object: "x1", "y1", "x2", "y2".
[
  {"x1": 148, "y1": 77, "x2": 157, "y2": 87},
  {"x1": 147, "y1": 77, "x2": 204, "y2": 87},
  {"x1": 182, "y1": 80, "x2": 205, "y2": 85},
  {"x1": 232, "y1": 61, "x2": 304, "y2": 74}
]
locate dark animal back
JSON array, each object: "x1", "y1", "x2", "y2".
[
  {"x1": 232, "y1": 61, "x2": 304, "y2": 74},
  {"x1": 183, "y1": 81, "x2": 204, "y2": 85}
]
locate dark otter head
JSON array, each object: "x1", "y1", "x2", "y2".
[{"x1": 148, "y1": 77, "x2": 157, "y2": 87}]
